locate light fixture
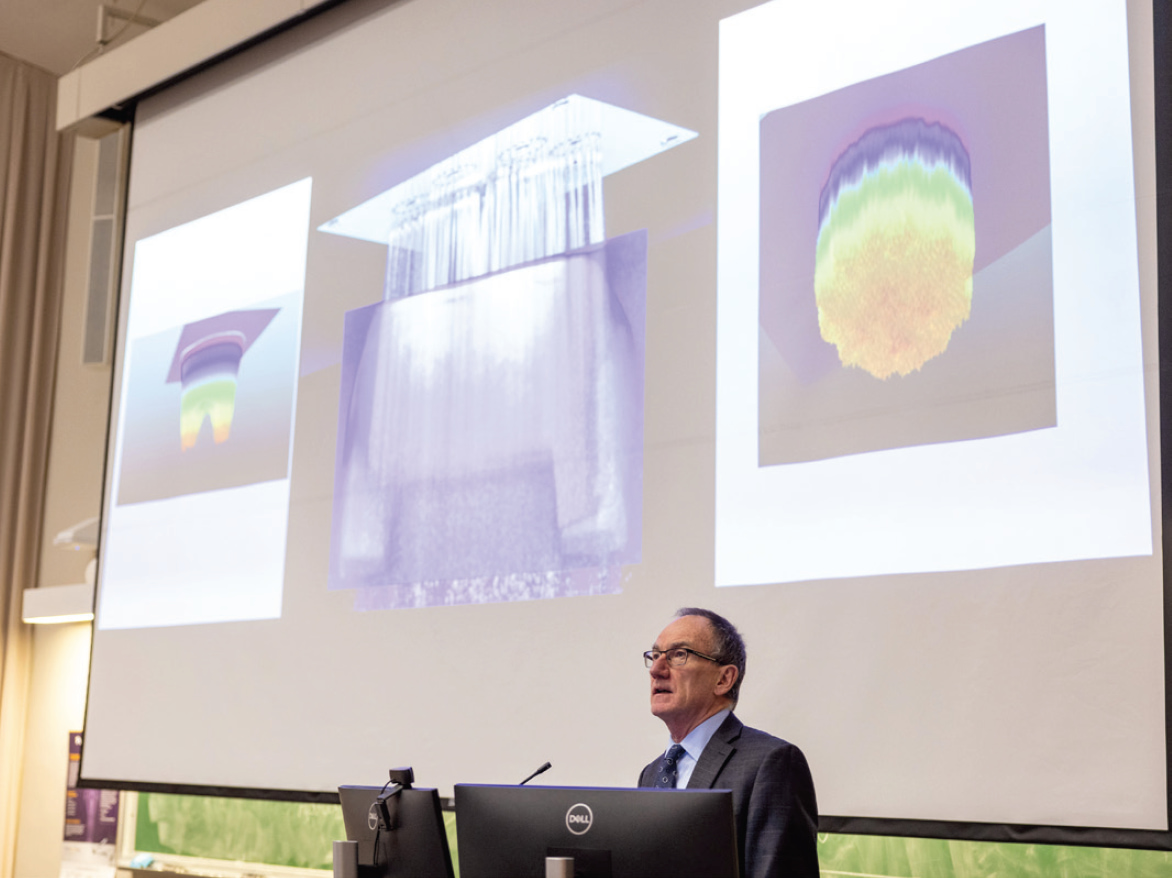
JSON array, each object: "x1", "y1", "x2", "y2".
[{"x1": 22, "y1": 583, "x2": 95, "y2": 625}]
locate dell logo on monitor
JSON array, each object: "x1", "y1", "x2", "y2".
[
  {"x1": 565, "y1": 803, "x2": 593, "y2": 835},
  {"x1": 367, "y1": 803, "x2": 380, "y2": 832}
]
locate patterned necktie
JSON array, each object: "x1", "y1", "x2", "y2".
[{"x1": 654, "y1": 744, "x2": 686, "y2": 788}]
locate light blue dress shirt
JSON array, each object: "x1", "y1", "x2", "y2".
[{"x1": 659, "y1": 708, "x2": 731, "y2": 789}]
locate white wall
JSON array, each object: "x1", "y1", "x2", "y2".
[
  {"x1": 15, "y1": 134, "x2": 113, "y2": 878},
  {"x1": 13, "y1": 624, "x2": 92, "y2": 878},
  {"x1": 36, "y1": 133, "x2": 108, "y2": 593}
]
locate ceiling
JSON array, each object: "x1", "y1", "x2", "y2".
[{"x1": 0, "y1": 0, "x2": 205, "y2": 78}]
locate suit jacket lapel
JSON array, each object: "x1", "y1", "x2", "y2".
[{"x1": 686, "y1": 712, "x2": 741, "y2": 789}]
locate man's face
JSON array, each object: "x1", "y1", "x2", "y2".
[{"x1": 648, "y1": 615, "x2": 734, "y2": 740}]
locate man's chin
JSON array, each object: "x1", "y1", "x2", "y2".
[{"x1": 650, "y1": 697, "x2": 673, "y2": 717}]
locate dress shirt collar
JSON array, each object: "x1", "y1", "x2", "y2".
[{"x1": 663, "y1": 708, "x2": 731, "y2": 788}]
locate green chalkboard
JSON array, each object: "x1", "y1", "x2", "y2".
[
  {"x1": 134, "y1": 793, "x2": 1171, "y2": 878},
  {"x1": 134, "y1": 792, "x2": 461, "y2": 874},
  {"x1": 817, "y1": 833, "x2": 1172, "y2": 878},
  {"x1": 135, "y1": 793, "x2": 343, "y2": 869}
]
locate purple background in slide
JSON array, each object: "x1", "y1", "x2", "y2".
[
  {"x1": 165, "y1": 308, "x2": 279, "y2": 383},
  {"x1": 330, "y1": 231, "x2": 646, "y2": 609}
]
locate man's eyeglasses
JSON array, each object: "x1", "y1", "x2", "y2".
[{"x1": 643, "y1": 647, "x2": 722, "y2": 668}]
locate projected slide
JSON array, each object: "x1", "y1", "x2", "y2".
[
  {"x1": 80, "y1": 0, "x2": 1166, "y2": 834},
  {"x1": 716, "y1": 1, "x2": 1151, "y2": 586},
  {"x1": 98, "y1": 179, "x2": 311, "y2": 630},
  {"x1": 758, "y1": 25, "x2": 1055, "y2": 465},
  {"x1": 322, "y1": 96, "x2": 688, "y2": 609}
]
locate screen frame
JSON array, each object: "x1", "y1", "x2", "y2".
[{"x1": 72, "y1": 0, "x2": 1172, "y2": 852}]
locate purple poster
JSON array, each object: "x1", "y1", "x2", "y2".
[{"x1": 64, "y1": 732, "x2": 118, "y2": 845}]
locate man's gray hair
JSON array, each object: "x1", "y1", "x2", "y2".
[{"x1": 675, "y1": 607, "x2": 746, "y2": 706}]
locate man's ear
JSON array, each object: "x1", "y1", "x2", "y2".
[{"x1": 715, "y1": 665, "x2": 738, "y2": 698}]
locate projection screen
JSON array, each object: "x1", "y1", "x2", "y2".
[{"x1": 81, "y1": 0, "x2": 1170, "y2": 844}]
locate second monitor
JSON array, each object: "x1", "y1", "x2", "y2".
[
  {"x1": 338, "y1": 784, "x2": 454, "y2": 878},
  {"x1": 454, "y1": 784, "x2": 739, "y2": 878}
]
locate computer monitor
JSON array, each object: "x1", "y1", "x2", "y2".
[
  {"x1": 337, "y1": 785, "x2": 455, "y2": 878},
  {"x1": 454, "y1": 784, "x2": 739, "y2": 878}
]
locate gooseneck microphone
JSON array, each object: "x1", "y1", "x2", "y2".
[{"x1": 519, "y1": 761, "x2": 552, "y2": 785}]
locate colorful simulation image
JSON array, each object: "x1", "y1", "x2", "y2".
[
  {"x1": 320, "y1": 95, "x2": 693, "y2": 610},
  {"x1": 170, "y1": 309, "x2": 280, "y2": 452},
  {"x1": 116, "y1": 297, "x2": 298, "y2": 505},
  {"x1": 758, "y1": 26, "x2": 1054, "y2": 465},
  {"x1": 815, "y1": 118, "x2": 974, "y2": 380}
]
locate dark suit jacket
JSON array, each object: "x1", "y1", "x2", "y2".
[{"x1": 639, "y1": 713, "x2": 819, "y2": 878}]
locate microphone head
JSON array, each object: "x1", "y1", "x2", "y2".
[{"x1": 519, "y1": 761, "x2": 553, "y2": 785}]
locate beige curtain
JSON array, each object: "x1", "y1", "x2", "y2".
[{"x1": 0, "y1": 52, "x2": 74, "y2": 873}]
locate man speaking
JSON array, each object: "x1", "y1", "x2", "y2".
[{"x1": 638, "y1": 608, "x2": 819, "y2": 878}]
